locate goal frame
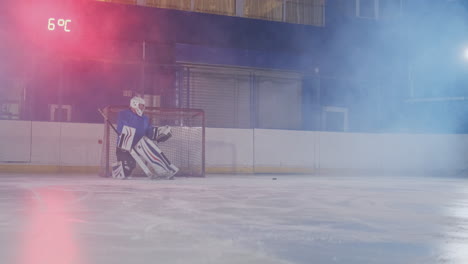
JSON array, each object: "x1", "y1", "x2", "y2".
[{"x1": 100, "y1": 105, "x2": 205, "y2": 178}]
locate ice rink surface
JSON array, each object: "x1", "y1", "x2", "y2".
[{"x1": 1, "y1": 173, "x2": 468, "y2": 264}]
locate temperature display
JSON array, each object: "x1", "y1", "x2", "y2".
[{"x1": 48, "y1": 18, "x2": 72, "y2": 32}]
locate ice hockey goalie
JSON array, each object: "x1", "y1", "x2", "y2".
[{"x1": 111, "y1": 96, "x2": 179, "y2": 180}]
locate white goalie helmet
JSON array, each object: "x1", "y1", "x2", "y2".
[{"x1": 130, "y1": 96, "x2": 145, "y2": 117}]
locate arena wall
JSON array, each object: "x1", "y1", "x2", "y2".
[{"x1": 1, "y1": 120, "x2": 466, "y2": 175}]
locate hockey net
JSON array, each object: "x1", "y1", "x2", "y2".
[{"x1": 99, "y1": 106, "x2": 205, "y2": 177}]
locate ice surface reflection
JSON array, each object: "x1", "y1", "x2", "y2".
[
  {"x1": 0, "y1": 174, "x2": 466, "y2": 264},
  {"x1": 18, "y1": 187, "x2": 85, "y2": 264},
  {"x1": 439, "y1": 191, "x2": 468, "y2": 264}
]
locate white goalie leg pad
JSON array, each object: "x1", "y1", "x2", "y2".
[
  {"x1": 134, "y1": 136, "x2": 179, "y2": 179},
  {"x1": 111, "y1": 161, "x2": 126, "y2": 179},
  {"x1": 129, "y1": 149, "x2": 153, "y2": 178},
  {"x1": 117, "y1": 125, "x2": 136, "y2": 151}
]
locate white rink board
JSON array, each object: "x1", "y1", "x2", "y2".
[
  {"x1": 30, "y1": 122, "x2": 62, "y2": 165},
  {"x1": 205, "y1": 128, "x2": 253, "y2": 171},
  {"x1": 317, "y1": 132, "x2": 383, "y2": 170},
  {"x1": 58, "y1": 123, "x2": 103, "y2": 166},
  {"x1": 0, "y1": 120, "x2": 31, "y2": 162},
  {"x1": 1, "y1": 120, "x2": 468, "y2": 173},
  {"x1": 380, "y1": 133, "x2": 468, "y2": 171},
  {"x1": 254, "y1": 129, "x2": 316, "y2": 170}
]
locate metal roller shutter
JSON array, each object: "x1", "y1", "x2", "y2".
[
  {"x1": 180, "y1": 65, "x2": 302, "y2": 130},
  {"x1": 257, "y1": 73, "x2": 302, "y2": 129},
  {"x1": 183, "y1": 67, "x2": 252, "y2": 128}
]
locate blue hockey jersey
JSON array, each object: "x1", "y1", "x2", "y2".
[{"x1": 116, "y1": 109, "x2": 152, "y2": 148}]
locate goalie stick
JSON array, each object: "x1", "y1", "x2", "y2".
[{"x1": 98, "y1": 108, "x2": 176, "y2": 179}]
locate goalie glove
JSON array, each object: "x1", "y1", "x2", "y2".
[{"x1": 151, "y1": 125, "x2": 172, "y2": 143}]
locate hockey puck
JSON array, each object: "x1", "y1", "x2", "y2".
[{"x1": 272, "y1": 177, "x2": 277, "y2": 180}]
